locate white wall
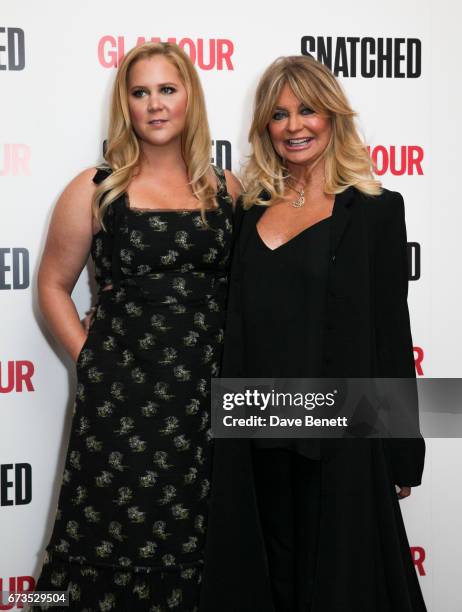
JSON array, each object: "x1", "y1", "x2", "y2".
[{"x1": 1, "y1": 1, "x2": 461, "y2": 610}]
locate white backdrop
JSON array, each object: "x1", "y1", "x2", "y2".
[{"x1": 1, "y1": 1, "x2": 461, "y2": 610}]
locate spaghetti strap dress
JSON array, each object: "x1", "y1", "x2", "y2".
[{"x1": 32, "y1": 165, "x2": 233, "y2": 611}]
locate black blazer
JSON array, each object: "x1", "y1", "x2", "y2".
[
  {"x1": 200, "y1": 187, "x2": 426, "y2": 612},
  {"x1": 222, "y1": 185, "x2": 424, "y2": 485}
]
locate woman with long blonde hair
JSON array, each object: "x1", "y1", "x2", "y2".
[
  {"x1": 202, "y1": 55, "x2": 426, "y2": 611},
  {"x1": 33, "y1": 42, "x2": 240, "y2": 611}
]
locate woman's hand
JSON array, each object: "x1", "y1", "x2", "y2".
[
  {"x1": 396, "y1": 485, "x2": 411, "y2": 500},
  {"x1": 82, "y1": 306, "x2": 97, "y2": 334},
  {"x1": 72, "y1": 331, "x2": 88, "y2": 364}
]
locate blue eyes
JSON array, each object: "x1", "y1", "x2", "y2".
[
  {"x1": 132, "y1": 86, "x2": 176, "y2": 98},
  {"x1": 272, "y1": 107, "x2": 314, "y2": 120}
]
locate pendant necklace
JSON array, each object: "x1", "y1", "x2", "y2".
[{"x1": 287, "y1": 181, "x2": 305, "y2": 208}]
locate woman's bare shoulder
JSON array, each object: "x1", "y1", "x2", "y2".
[{"x1": 61, "y1": 167, "x2": 99, "y2": 198}]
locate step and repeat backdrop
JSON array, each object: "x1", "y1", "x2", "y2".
[{"x1": 1, "y1": 1, "x2": 461, "y2": 610}]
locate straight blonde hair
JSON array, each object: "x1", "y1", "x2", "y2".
[
  {"x1": 93, "y1": 42, "x2": 216, "y2": 227},
  {"x1": 242, "y1": 55, "x2": 381, "y2": 208}
]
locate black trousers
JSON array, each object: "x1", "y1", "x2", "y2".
[{"x1": 252, "y1": 448, "x2": 322, "y2": 612}]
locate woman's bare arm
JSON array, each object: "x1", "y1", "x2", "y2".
[{"x1": 38, "y1": 167, "x2": 99, "y2": 362}]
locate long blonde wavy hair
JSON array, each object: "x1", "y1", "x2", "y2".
[
  {"x1": 93, "y1": 42, "x2": 217, "y2": 227},
  {"x1": 242, "y1": 55, "x2": 381, "y2": 208}
]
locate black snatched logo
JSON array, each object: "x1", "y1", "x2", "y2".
[
  {"x1": 0, "y1": 28, "x2": 25, "y2": 71},
  {"x1": 407, "y1": 242, "x2": 421, "y2": 281},
  {"x1": 101, "y1": 139, "x2": 232, "y2": 171},
  {"x1": 0, "y1": 463, "x2": 32, "y2": 506},
  {"x1": 301, "y1": 36, "x2": 421, "y2": 78},
  {"x1": 0, "y1": 248, "x2": 29, "y2": 290}
]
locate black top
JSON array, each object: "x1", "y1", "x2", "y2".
[{"x1": 239, "y1": 213, "x2": 331, "y2": 457}]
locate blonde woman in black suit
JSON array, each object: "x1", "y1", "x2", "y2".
[{"x1": 201, "y1": 55, "x2": 426, "y2": 612}]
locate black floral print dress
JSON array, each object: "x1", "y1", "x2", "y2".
[{"x1": 32, "y1": 166, "x2": 233, "y2": 611}]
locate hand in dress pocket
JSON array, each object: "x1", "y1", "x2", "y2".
[{"x1": 81, "y1": 306, "x2": 97, "y2": 333}]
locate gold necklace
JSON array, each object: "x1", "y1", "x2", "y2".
[{"x1": 286, "y1": 180, "x2": 305, "y2": 208}]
